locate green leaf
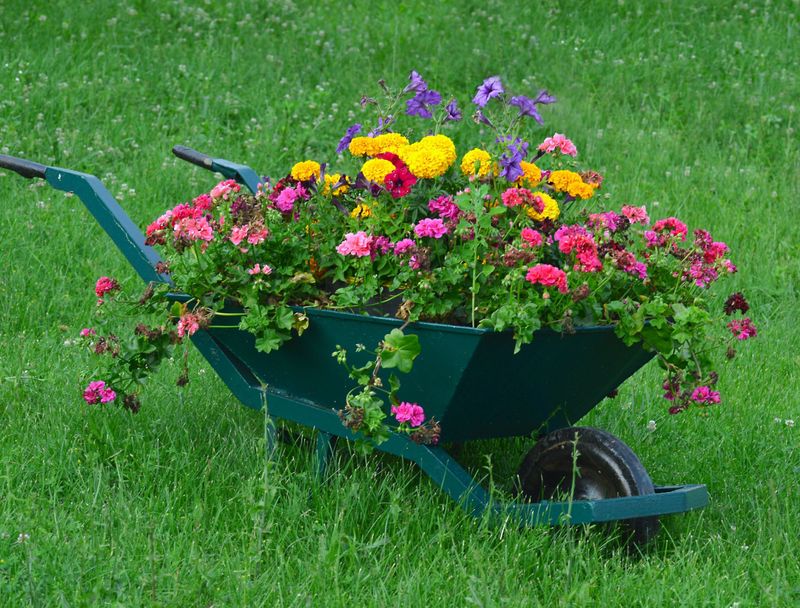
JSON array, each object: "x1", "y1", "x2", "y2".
[{"x1": 379, "y1": 329, "x2": 421, "y2": 373}]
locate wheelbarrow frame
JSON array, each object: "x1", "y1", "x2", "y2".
[{"x1": 0, "y1": 150, "x2": 708, "y2": 530}]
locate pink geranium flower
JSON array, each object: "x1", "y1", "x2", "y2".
[
  {"x1": 621, "y1": 205, "x2": 649, "y2": 225},
  {"x1": 520, "y1": 227, "x2": 543, "y2": 247},
  {"x1": 428, "y1": 195, "x2": 461, "y2": 220},
  {"x1": 727, "y1": 318, "x2": 757, "y2": 340},
  {"x1": 537, "y1": 133, "x2": 577, "y2": 157},
  {"x1": 690, "y1": 386, "x2": 721, "y2": 405},
  {"x1": 525, "y1": 264, "x2": 569, "y2": 293},
  {"x1": 210, "y1": 179, "x2": 240, "y2": 200},
  {"x1": 83, "y1": 380, "x2": 116, "y2": 405},
  {"x1": 177, "y1": 313, "x2": 201, "y2": 338},
  {"x1": 80, "y1": 328, "x2": 96, "y2": 337},
  {"x1": 393, "y1": 238, "x2": 416, "y2": 255},
  {"x1": 229, "y1": 224, "x2": 249, "y2": 246},
  {"x1": 95, "y1": 276, "x2": 120, "y2": 298},
  {"x1": 336, "y1": 231, "x2": 373, "y2": 257},
  {"x1": 652, "y1": 217, "x2": 688, "y2": 240},
  {"x1": 247, "y1": 263, "x2": 273, "y2": 276},
  {"x1": 391, "y1": 402, "x2": 425, "y2": 427},
  {"x1": 414, "y1": 218, "x2": 448, "y2": 239}
]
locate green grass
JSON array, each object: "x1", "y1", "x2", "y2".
[{"x1": 1, "y1": 0, "x2": 799, "y2": 605}]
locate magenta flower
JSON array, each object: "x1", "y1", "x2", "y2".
[
  {"x1": 414, "y1": 218, "x2": 448, "y2": 239},
  {"x1": 80, "y1": 328, "x2": 96, "y2": 338},
  {"x1": 336, "y1": 231, "x2": 373, "y2": 257},
  {"x1": 391, "y1": 402, "x2": 425, "y2": 427},
  {"x1": 428, "y1": 195, "x2": 461, "y2": 220},
  {"x1": 537, "y1": 133, "x2": 577, "y2": 157},
  {"x1": 727, "y1": 318, "x2": 757, "y2": 340},
  {"x1": 95, "y1": 276, "x2": 120, "y2": 298},
  {"x1": 690, "y1": 386, "x2": 721, "y2": 405},
  {"x1": 275, "y1": 186, "x2": 300, "y2": 213},
  {"x1": 472, "y1": 76, "x2": 504, "y2": 107},
  {"x1": 525, "y1": 264, "x2": 569, "y2": 293},
  {"x1": 393, "y1": 238, "x2": 416, "y2": 255},
  {"x1": 83, "y1": 380, "x2": 116, "y2": 405}
]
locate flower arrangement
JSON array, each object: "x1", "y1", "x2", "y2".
[{"x1": 79, "y1": 72, "x2": 755, "y2": 446}]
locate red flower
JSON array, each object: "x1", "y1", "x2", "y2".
[{"x1": 384, "y1": 166, "x2": 417, "y2": 198}]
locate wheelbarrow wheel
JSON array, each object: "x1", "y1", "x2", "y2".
[{"x1": 516, "y1": 426, "x2": 660, "y2": 547}]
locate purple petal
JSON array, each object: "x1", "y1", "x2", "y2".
[
  {"x1": 472, "y1": 75, "x2": 504, "y2": 107},
  {"x1": 403, "y1": 70, "x2": 428, "y2": 94},
  {"x1": 534, "y1": 89, "x2": 557, "y2": 105},
  {"x1": 336, "y1": 123, "x2": 362, "y2": 154},
  {"x1": 445, "y1": 98, "x2": 462, "y2": 121}
]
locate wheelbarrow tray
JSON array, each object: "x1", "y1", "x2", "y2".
[{"x1": 208, "y1": 307, "x2": 653, "y2": 443}]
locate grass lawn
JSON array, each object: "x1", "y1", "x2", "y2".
[{"x1": 1, "y1": 0, "x2": 798, "y2": 605}]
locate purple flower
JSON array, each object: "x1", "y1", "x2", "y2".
[
  {"x1": 444, "y1": 98, "x2": 462, "y2": 122},
  {"x1": 497, "y1": 135, "x2": 529, "y2": 182},
  {"x1": 336, "y1": 123, "x2": 362, "y2": 154},
  {"x1": 534, "y1": 89, "x2": 557, "y2": 105},
  {"x1": 406, "y1": 89, "x2": 442, "y2": 119},
  {"x1": 367, "y1": 115, "x2": 394, "y2": 137},
  {"x1": 472, "y1": 110, "x2": 494, "y2": 127},
  {"x1": 472, "y1": 75, "x2": 504, "y2": 107},
  {"x1": 403, "y1": 70, "x2": 428, "y2": 94},
  {"x1": 508, "y1": 95, "x2": 544, "y2": 124}
]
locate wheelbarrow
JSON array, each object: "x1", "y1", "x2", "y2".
[{"x1": 0, "y1": 149, "x2": 709, "y2": 546}]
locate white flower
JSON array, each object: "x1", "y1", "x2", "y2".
[
  {"x1": 774, "y1": 417, "x2": 783, "y2": 424},
  {"x1": 17, "y1": 532, "x2": 30, "y2": 543},
  {"x1": 646, "y1": 420, "x2": 657, "y2": 432},
  {"x1": 786, "y1": 419, "x2": 795, "y2": 428}
]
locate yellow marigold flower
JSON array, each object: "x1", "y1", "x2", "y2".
[
  {"x1": 460, "y1": 148, "x2": 493, "y2": 177},
  {"x1": 348, "y1": 133, "x2": 410, "y2": 157},
  {"x1": 548, "y1": 169, "x2": 594, "y2": 199},
  {"x1": 397, "y1": 134, "x2": 456, "y2": 179},
  {"x1": 525, "y1": 191, "x2": 560, "y2": 222},
  {"x1": 516, "y1": 161, "x2": 542, "y2": 187},
  {"x1": 361, "y1": 158, "x2": 395, "y2": 184},
  {"x1": 322, "y1": 173, "x2": 350, "y2": 196},
  {"x1": 348, "y1": 137, "x2": 373, "y2": 157},
  {"x1": 370, "y1": 133, "x2": 409, "y2": 156},
  {"x1": 570, "y1": 182, "x2": 595, "y2": 200},
  {"x1": 350, "y1": 202, "x2": 372, "y2": 219},
  {"x1": 290, "y1": 160, "x2": 321, "y2": 182}
]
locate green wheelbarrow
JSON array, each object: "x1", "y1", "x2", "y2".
[{"x1": 0, "y1": 149, "x2": 709, "y2": 546}]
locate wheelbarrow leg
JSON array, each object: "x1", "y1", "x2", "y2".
[{"x1": 315, "y1": 431, "x2": 337, "y2": 481}]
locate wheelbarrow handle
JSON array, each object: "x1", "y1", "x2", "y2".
[
  {"x1": 0, "y1": 154, "x2": 47, "y2": 179},
  {"x1": 172, "y1": 144, "x2": 262, "y2": 194},
  {"x1": 172, "y1": 145, "x2": 214, "y2": 170},
  {"x1": 2, "y1": 152, "x2": 169, "y2": 286}
]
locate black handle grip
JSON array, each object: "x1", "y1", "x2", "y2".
[
  {"x1": 0, "y1": 154, "x2": 47, "y2": 179},
  {"x1": 172, "y1": 145, "x2": 214, "y2": 169}
]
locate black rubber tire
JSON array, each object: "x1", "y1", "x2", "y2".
[{"x1": 517, "y1": 426, "x2": 660, "y2": 547}]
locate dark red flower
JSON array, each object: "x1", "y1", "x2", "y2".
[{"x1": 723, "y1": 292, "x2": 749, "y2": 315}]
